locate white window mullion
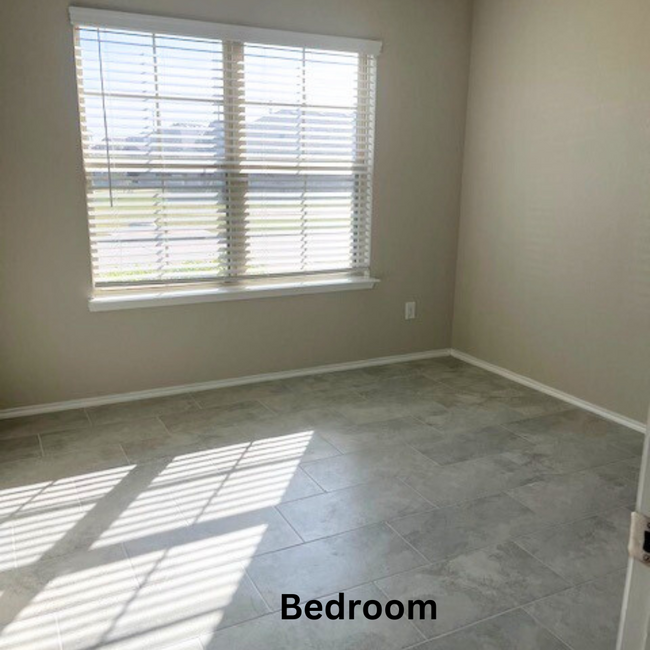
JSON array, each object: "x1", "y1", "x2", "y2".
[
  {"x1": 151, "y1": 33, "x2": 169, "y2": 282},
  {"x1": 299, "y1": 48, "x2": 308, "y2": 273},
  {"x1": 223, "y1": 40, "x2": 247, "y2": 281}
]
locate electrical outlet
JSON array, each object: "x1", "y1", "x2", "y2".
[{"x1": 405, "y1": 301, "x2": 416, "y2": 320}]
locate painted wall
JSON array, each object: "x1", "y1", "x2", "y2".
[
  {"x1": 453, "y1": 0, "x2": 650, "y2": 421},
  {"x1": 0, "y1": 0, "x2": 472, "y2": 408}
]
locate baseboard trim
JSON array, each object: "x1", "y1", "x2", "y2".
[
  {"x1": 3, "y1": 347, "x2": 644, "y2": 434},
  {"x1": 0, "y1": 348, "x2": 452, "y2": 420},
  {"x1": 451, "y1": 349, "x2": 647, "y2": 434}
]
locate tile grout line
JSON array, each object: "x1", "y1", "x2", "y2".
[
  {"x1": 244, "y1": 564, "x2": 274, "y2": 614},
  {"x1": 82, "y1": 407, "x2": 93, "y2": 427},
  {"x1": 523, "y1": 607, "x2": 577, "y2": 650},
  {"x1": 505, "y1": 483, "x2": 632, "y2": 529},
  {"x1": 372, "y1": 579, "x2": 428, "y2": 642},
  {"x1": 394, "y1": 476, "x2": 439, "y2": 509},
  {"x1": 272, "y1": 503, "x2": 308, "y2": 544},
  {"x1": 384, "y1": 520, "x2": 432, "y2": 566},
  {"x1": 37, "y1": 433, "x2": 46, "y2": 458},
  {"x1": 402, "y1": 583, "x2": 581, "y2": 649},
  {"x1": 507, "y1": 502, "x2": 632, "y2": 555},
  {"x1": 297, "y1": 466, "x2": 329, "y2": 493},
  {"x1": 509, "y1": 539, "x2": 572, "y2": 586}
]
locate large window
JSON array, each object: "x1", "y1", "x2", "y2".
[{"x1": 71, "y1": 8, "x2": 379, "y2": 298}]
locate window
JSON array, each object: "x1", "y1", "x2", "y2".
[{"x1": 70, "y1": 8, "x2": 380, "y2": 304}]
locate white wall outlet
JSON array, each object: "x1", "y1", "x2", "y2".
[{"x1": 405, "y1": 301, "x2": 416, "y2": 320}]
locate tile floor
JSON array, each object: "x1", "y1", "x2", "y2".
[{"x1": 0, "y1": 357, "x2": 643, "y2": 650}]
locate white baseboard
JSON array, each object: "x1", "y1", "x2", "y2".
[
  {"x1": 0, "y1": 348, "x2": 452, "y2": 420},
  {"x1": 2, "y1": 346, "x2": 645, "y2": 435},
  {"x1": 451, "y1": 349, "x2": 647, "y2": 434}
]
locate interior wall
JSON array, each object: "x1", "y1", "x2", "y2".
[
  {"x1": 453, "y1": 0, "x2": 650, "y2": 422},
  {"x1": 0, "y1": 0, "x2": 472, "y2": 408}
]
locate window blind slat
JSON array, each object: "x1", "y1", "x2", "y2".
[{"x1": 73, "y1": 18, "x2": 377, "y2": 288}]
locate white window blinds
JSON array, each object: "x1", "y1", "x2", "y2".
[{"x1": 70, "y1": 9, "x2": 380, "y2": 289}]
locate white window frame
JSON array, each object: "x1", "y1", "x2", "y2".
[{"x1": 70, "y1": 8, "x2": 381, "y2": 310}]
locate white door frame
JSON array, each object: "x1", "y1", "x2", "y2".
[{"x1": 617, "y1": 407, "x2": 650, "y2": 650}]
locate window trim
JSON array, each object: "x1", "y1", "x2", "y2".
[
  {"x1": 71, "y1": 8, "x2": 381, "y2": 301},
  {"x1": 68, "y1": 7, "x2": 383, "y2": 55},
  {"x1": 88, "y1": 275, "x2": 380, "y2": 311}
]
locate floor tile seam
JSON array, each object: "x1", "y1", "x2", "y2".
[
  {"x1": 383, "y1": 520, "x2": 433, "y2": 566},
  {"x1": 247, "y1": 566, "x2": 438, "y2": 617},
  {"x1": 393, "y1": 476, "x2": 440, "y2": 510},
  {"x1": 522, "y1": 605, "x2": 579, "y2": 650},
  {"x1": 243, "y1": 564, "x2": 273, "y2": 614},
  {"x1": 277, "y1": 474, "x2": 442, "y2": 514},
  {"x1": 370, "y1": 579, "x2": 428, "y2": 642},
  {"x1": 271, "y1": 502, "x2": 308, "y2": 544},
  {"x1": 399, "y1": 587, "x2": 577, "y2": 647},
  {"x1": 507, "y1": 539, "x2": 572, "y2": 586},
  {"x1": 508, "y1": 502, "x2": 632, "y2": 551},
  {"x1": 505, "y1": 483, "x2": 633, "y2": 524}
]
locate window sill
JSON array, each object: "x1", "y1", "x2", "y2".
[{"x1": 88, "y1": 276, "x2": 380, "y2": 312}]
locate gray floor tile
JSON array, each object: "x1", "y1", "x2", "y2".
[
  {"x1": 408, "y1": 425, "x2": 531, "y2": 465},
  {"x1": 278, "y1": 479, "x2": 433, "y2": 540},
  {"x1": 363, "y1": 362, "x2": 426, "y2": 380},
  {"x1": 336, "y1": 390, "x2": 447, "y2": 425},
  {"x1": 301, "y1": 443, "x2": 438, "y2": 491},
  {"x1": 390, "y1": 493, "x2": 541, "y2": 562},
  {"x1": 317, "y1": 417, "x2": 444, "y2": 453},
  {"x1": 416, "y1": 609, "x2": 570, "y2": 649},
  {"x1": 508, "y1": 465, "x2": 635, "y2": 524},
  {"x1": 362, "y1": 373, "x2": 448, "y2": 394},
  {"x1": 413, "y1": 383, "x2": 487, "y2": 409},
  {"x1": 401, "y1": 450, "x2": 548, "y2": 507},
  {"x1": 516, "y1": 507, "x2": 630, "y2": 584},
  {"x1": 161, "y1": 400, "x2": 273, "y2": 437},
  {"x1": 247, "y1": 523, "x2": 426, "y2": 610},
  {"x1": 592, "y1": 458, "x2": 640, "y2": 502},
  {"x1": 40, "y1": 418, "x2": 168, "y2": 455},
  {"x1": 0, "y1": 544, "x2": 139, "y2": 623},
  {"x1": 523, "y1": 437, "x2": 636, "y2": 473},
  {"x1": 121, "y1": 434, "x2": 213, "y2": 463},
  {"x1": 260, "y1": 387, "x2": 366, "y2": 414},
  {"x1": 440, "y1": 373, "x2": 527, "y2": 395},
  {"x1": 280, "y1": 368, "x2": 379, "y2": 393},
  {"x1": 525, "y1": 570, "x2": 627, "y2": 650},
  {"x1": 0, "y1": 360, "x2": 638, "y2": 650},
  {"x1": 166, "y1": 456, "x2": 323, "y2": 509},
  {"x1": 193, "y1": 380, "x2": 291, "y2": 408},
  {"x1": 376, "y1": 541, "x2": 568, "y2": 638},
  {"x1": 233, "y1": 407, "x2": 351, "y2": 442},
  {"x1": 504, "y1": 409, "x2": 644, "y2": 454},
  {"x1": 419, "y1": 402, "x2": 525, "y2": 434},
  {"x1": 81, "y1": 555, "x2": 272, "y2": 647},
  {"x1": 205, "y1": 583, "x2": 423, "y2": 650},
  {"x1": 420, "y1": 363, "x2": 491, "y2": 385},
  {"x1": 87, "y1": 394, "x2": 199, "y2": 426},
  {"x1": 124, "y1": 506, "x2": 301, "y2": 561},
  {"x1": 0, "y1": 435, "x2": 42, "y2": 463},
  {"x1": 491, "y1": 393, "x2": 570, "y2": 418},
  {"x1": 272, "y1": 466, "x2": 325, "y2": 502},
  {"x1": 0, "y1": 449, "x2": 129, "y2": 489},
  {"x1": 0, "y1": 409, "x2": 89, "y2": 440}
]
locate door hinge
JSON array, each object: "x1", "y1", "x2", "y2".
[{"x1": 628, "y1": 511, "x2": 650, "y2": 566}]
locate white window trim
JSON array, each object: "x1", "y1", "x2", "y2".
[
  {"x1": 88, "y1": 276, "x2": 380, "y2": 311},
  {"x1": 72, "y1": 8, "x2": 381, "y2": 303},
  {"x1": 68, "y1": 7, "x2": 382, "y2": 55}
]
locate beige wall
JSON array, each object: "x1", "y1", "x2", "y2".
[
  {"x1": 454, "y1": 0, "x2": 650, "y2": 422},
  {"x1": 0, "y1": 0, "x2": 472, "y2": 408}
]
